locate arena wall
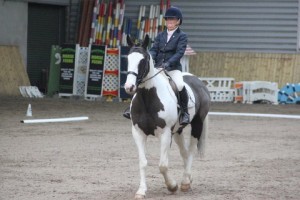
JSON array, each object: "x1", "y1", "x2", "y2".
[{"x1": 190, "y1": 52, "x2": 300, "y2": 88}]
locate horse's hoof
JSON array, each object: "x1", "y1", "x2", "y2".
[
  {"x1": 180, "y1": 183, "x2": 191, "y2": 192},
  {"x1": 134, "y1": 194, "x2": 145, "y2": 199},
  {"x1": 167, "y1": 184, "x2": 178, "y2": 193}
]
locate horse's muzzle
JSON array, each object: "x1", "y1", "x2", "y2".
[{"x1": 125, "y1": 83, "x2": 136, "y2": 95}]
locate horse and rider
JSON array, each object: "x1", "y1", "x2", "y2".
[
  {"x1": 123, "y1": 6, "x2": 210, "y2": 199},
  {"x1": 124, "y1": 6, "x2": 191, "y2": 126}
]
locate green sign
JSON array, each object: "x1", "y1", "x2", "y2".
[
  {"x1": 86, "y1": 45, "x2": 106, "y2": 95},
  {"x1": 59, "y1": 44, "x2": 76, "y2": 94}
]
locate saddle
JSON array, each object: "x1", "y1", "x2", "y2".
[
  {"x1": 160, "y1": 70, "x2": 194, "y2": 109},
  {"x1": 160, "y1": 70, "x2": 180, "y2": 101}
]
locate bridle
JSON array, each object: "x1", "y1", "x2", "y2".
[{"x1": 127, "y1": 47, "x2": 163, "y2": 86}]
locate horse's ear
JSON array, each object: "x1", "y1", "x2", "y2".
[
  {"x1": 142, "y1": 34, "x2": 150, "y2": 49},
  {"x1": 127, "y1": 35, "x2": 134, "y2": 47}
]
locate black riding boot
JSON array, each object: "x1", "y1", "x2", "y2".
[
  {"x1": 123, "y1": 106, "x2": 131, "y2": 119},
  {"x1": 179, "y1": 87, "x2": 190, "y2": 125}
]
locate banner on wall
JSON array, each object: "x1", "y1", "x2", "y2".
[
  {"x1": 59, "y1": 44, "x2": 76, "y2": 96},
  {"x1": 85, "y1": 45, "x2": 106, "y2": 98}
]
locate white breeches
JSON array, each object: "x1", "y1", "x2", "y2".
[{"x1": 166, "y1": 70, "x2": 184, "y2": 91}]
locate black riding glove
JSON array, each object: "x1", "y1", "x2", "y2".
[{"x1": 162, "y1": 62, "x2": 171, "y2": 71}]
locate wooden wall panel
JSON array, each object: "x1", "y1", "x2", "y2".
[{"x1": 190, "y1": 52, "x2": 300, "y2": 88}]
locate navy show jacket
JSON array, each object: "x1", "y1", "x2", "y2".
[{"x1": 149, "y1": 27, "x2": 188, "y2": 71}]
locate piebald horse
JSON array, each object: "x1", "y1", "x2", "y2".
[{"x1": 124, "y1": 35, "x2": 210, "y2": 199}]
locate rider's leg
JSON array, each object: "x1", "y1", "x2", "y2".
[
  {"x1": 179, "y1": 87, "x2": 190, "y2": 125},
  {"x1": 178, "y1": 87, "x2": 190, "y2": 125},
  {"x1": 167, "y1": 70, "x2": 190, "y2": 125}
]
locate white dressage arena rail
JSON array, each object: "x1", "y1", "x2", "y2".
[
  {"x1": 209, "y1": 112, "x2": 300, "y2": 119},
  {"x1": 199, "y1": 77, "x2": 235, "y2": 102},
  {"x1": 199, "y1": 78, "x2": 280, "y2": 104},
  {"x1": 234, "y1": 81, "x2": 278, "y2": 104}
]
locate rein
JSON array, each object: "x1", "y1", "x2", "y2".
[
  {"x1": 139, "y1": 68, "x2": 164, "y2": 84},
  {"x1": 127, "y1": 67, "x2": 164, "y2": 86},
  {"x1": 127, "y1": 68, "x2": 164, "y2": 86}
]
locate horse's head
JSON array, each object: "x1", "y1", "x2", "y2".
[{"x1": 124, "y1": 34, "x2": 150, "y2": 95}]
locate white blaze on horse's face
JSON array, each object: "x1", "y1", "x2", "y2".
[{"x1": 125, "y1": 52, "x2": 144, "y2": 95}]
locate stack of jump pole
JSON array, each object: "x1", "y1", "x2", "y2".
[
  {"x1": 78, "y1": 0, "x2": 126, "y2": 47},
  {"x1": 77, "y1": 0, "x2": 171, "y2": 47},
  {"x1": 136, "y1": 0, "x2": 170, "y2": 44}
]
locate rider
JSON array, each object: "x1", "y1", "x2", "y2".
[
  {"x1": 123, "y1": 6, "x2": 190, "y2": 126},
  {"x1": 149, "y1": 6, "x2": 189, "y2": 125}
]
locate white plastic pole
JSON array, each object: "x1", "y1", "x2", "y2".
[
  {"x1": 21, "y1": 116, "x2": 89, "y2": 124},
  {"x1": 209, "y1": 112, "x2": 300, "y2": 119}
]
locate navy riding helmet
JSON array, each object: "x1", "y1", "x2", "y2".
[{"x1": 164, "y1": 6, "x2": 183, "y2": 25}]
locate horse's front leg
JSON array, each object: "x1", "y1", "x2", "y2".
[
  {"x1": 132, "y1": 127, "x2": 148, "y2": 199},
  {"x1": 159, "y1": 129, "x2": 178, "y2": 193}
]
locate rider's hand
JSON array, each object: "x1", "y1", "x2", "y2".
[{"x1": 162, "y1": 62, "x2": 171, "y2": 71}]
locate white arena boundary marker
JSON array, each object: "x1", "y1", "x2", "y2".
[
  {"x1": 21, "y1": 116, "x2": 89, "y2": 124},
  {"x1": 209, "y1": 112, "x2": 300, "y2": 119}
]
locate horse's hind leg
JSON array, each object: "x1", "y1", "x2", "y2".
[
  {"x1": 181, "y1": 134, "x2": 198, "y2": 192},
  {"x1": 174, "y1": 130, "x2": 197, "y2": 192},
  {"x1": 132, "y1": 127, "x2": 148, "y2": 199},
  {"x1": 173, "y1": 132, "x2": 188, "y2": 166},
  {"x1": 183, "y1": 115, "x2": 209, "y2": 192},
  {"x1": 159, "y1": 129, "x2": 178, "y2": 193}
]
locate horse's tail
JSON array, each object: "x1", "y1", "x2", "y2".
[{"x1": 197, "y1": 114, "x2": 209, "y2": 158}]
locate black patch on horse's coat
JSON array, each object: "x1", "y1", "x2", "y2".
[
  {"x1": 183, "y1": 75, "x2": 210, "y2": 140},
  {"x1": 131, "y1": 87, "x2": 166, "y2": 136}
]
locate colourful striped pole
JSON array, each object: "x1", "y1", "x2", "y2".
[
  {"x1": 136, "y1": 5, "x2": 143, "y2": 42},
  {"x1": 96, "y1": 1, "x2": 105, "y2": 44},
  {"x1": 117, "y1": 0, "x2": 125, "y2": 46},
  {"x1": 106, "y1": 1, "x2": 113, "y2": 46},
  {"x1": 158, "y1": 0, "x2": 164, "y2": 32},
  {"x1": 90, "y1": 0, "x2": 99, "y2": 44},
  {"x1": 113, "y1": 2, "x2": 120, "y2": 47},
  {"x1": 149, "y1": 5, "x2": 154, "y2": 40},
  {"x1": 101, "y1": 2, "x2": 107, "y2": 45},
  {"x1": 155, "y1": 5, "x2": 159, "y2": 37},
  {"x1": 122, "y1": 17, "x2": 132, "y2": 46},
  {"x1": 95, "y1": 1, "x2": 101, "y2": 44},
  {"x1": 139, "y1": 6, "x2": 146, "y2": 41},
  {"x1": 167, "y1": 0, "x2": 171, "y2": 9},
  {"x1": 121, "y1": 17, "x2": 127, "y2": 46}
]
